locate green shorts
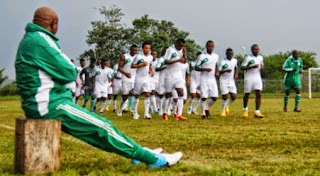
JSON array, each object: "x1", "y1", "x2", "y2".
[{"x1": 284, "y1": 80, "x2": 301, "y2": 92}]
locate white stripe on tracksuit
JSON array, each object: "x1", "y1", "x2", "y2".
[{"x1": 57, "y1": 104, "x2": 133, "y2": 148}]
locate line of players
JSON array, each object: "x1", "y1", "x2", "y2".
[{"x1": 68, "y1": 38, "x2": 266, "y2": 120}]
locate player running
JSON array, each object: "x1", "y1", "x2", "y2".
[
  {"x1": 155, "y1": 47, "x2": 168, "y2": 116},
  {"x1": 195, "y1": 40, "x2": 219, "y2": 119},
  {"x1": 241, "y1": 44, "x2": 264, "y2": 118},
  {"x1": 112, "y1": 63, "x2": 124, "y2": 113},
  {"x1": 117, "y1": 44, "x2": 138, "y2": 116},
  {"x1": 75, "y1": 58, "x2": 86, "y2": 104},
  {"x1": 283, "y1": 50, "x2": 303, "y2": 112},
  {"x1": 162, "y1": 39, "x2": 188, "y2": 121},
  {"x1": 80, "y1": 58, "x2": 97, "y2": 112},
  {"x1": 219, "y1": 48, "x2": 238, "y2": 117},
  {"x1": 131, "y1": 42, "x2": 154, "y2": 119},
  {"x1": 187, "y1": 52, "x2": 202, "y2": 115},
  {"x1": 94, "y1": 59, "x2": 114, "y2": 114}
]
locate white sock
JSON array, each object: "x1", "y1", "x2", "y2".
[
  {"x1": 144, "y1": 97, "x2": 150, "y2": 116},
  {"x1": 193, "y1": 98, "x2": 200, "y2": 112},
  {"x1": 122, "y1": 99, "x2": 128, "y2": 110},
  {"x1": 100, "y1": 100, "x2": 106, "y2": 112},
  {"x1": 172, "y1": 100, "x2": 177, "y2": 115},
  {"x1": 151, "y1": 95, "x2": 157, "y2": 111},
  {"x1": 243, "y1": 107, "x2": 248, "y2": 111},
  {"x1": 163, "y1": 97, "x2": 170, "y2": 114},
  {"x1": 226, "y1": 99, "x2": 234, "y2": 107},
  {"x1": 189, "y1": 97, "x2": 195, "y2": 110},
  {"x1": 207, "y1": 98, "x2": 216, "y2": 109},
  {"x1": 201, "y1": 100, "x2": 206, "y2": 115},
  {"x1": 255, "y1": 110, "x2": 260, "y2": 113},
  {"x1": 177, "y1": 97, "x2": 184, "y2": 116},
  {"x1": 156, "y1": 96, "x2": 161, "y2": 111},
  {"x1": 159, "y1": 97, "x2": 163, "y2": 113},
  {"x1": 106, "y1": 99, "x2": 111, "y2": 108},
  {"x1": 222, "y1": 100, "x2": 227, "y2": 112},
  {"x1": 113, "y1": 99, "x2": 117, "y2": 110},
  {"x1": 133, "y1": 97, "x2": 139, "y2": 114}
]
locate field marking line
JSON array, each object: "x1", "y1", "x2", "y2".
[{"x1": 0, "y1": 124, "x2": 15, "y2": 130}]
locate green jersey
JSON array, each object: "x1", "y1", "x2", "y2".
[
  {"x1": 15, "y1": 23, "x2": 77, "y2": 118},
  {"x1": 282, "y1": 56, "x2": 303, "y2": 90}
]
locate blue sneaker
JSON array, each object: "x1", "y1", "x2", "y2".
[
  {"x1": 148, "y1": 152, "x2": 183, "y2": 168},
  {"x1": 132, "y1": 147, "x2": 163, "y2": 165}
]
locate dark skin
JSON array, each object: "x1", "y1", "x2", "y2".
[
  {"x1": 195, "y1": 42, "x2": 219, "y2": 102},
  {"x1": 80, "y1": 60, "x2": 96, "y2": 91},
  {"x1": 165, "y1": 42, "x2": 186, "y2": 98},
  {"x1": 131, "y1": 44, "x2": 154, "y2": 98},
  {"x1": 285, "y1": 50, "x2": 302, "y2": 96},
  {"x1": 118, "y1": 47, "x2": 138, "y2": 102},
  {"x1": 220, "y1": 50, "x2": 238, "y2": 101},
  {"x1": 242, "y1": 45, "x2": 264, "y2": 110},
  {"x1": 33, "y1": 6, "x2": 59, "y2": 34}
]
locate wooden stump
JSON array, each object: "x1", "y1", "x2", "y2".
[{"x1": 15, "y1": 118, "x2": 61, "y2": 174}]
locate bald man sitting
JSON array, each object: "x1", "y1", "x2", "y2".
[{"x1": 15, "y1": 6, "x2": 182, "y2": 168}]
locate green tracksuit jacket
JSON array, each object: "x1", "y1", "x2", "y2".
[{"x1": 282, "y1": 56, "x2": 303, "y2": 91}]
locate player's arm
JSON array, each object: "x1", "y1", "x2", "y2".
[
  {"x1": 234, "y1": 65, "x2": 239, "y2": 79},
  {"x1": 282, "y1": 59, "x2": 295, "y2": 72},
  {"x1": 33, "y1": 43, "x2": 77, "y2": 85},
  {"x1": 80, "y1": 68, "x2": 85, "y2": 84},
  {"x1": 195, "y1": 55, "x2": 211, "y2": 72},
  {"x1": 131, "y1": 56, "x2": 148, "y2": 68},
  {"x1": 299, "y1": 59, "x2": 303, "y2": 74},
  {"x1": 118, "y1": 55, "x2": 131, "y2": 78},
  {"x1": 149, "y1": 63, "x2": 155, "y2": 77},
  {"x1": 241, "y1": 57, "x2": 259, "y2": 71},
  {"x1": 156, "y1": 59, "x2": 165, "y2": 72},
  {"x1": 165, "y1": 48, "x2": 186, "y2": 65},
  {"x1": 215, "y1": 65, "x2": 220, "y2": 77}
]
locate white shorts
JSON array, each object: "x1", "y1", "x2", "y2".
[
  {"x1": 75, "y1": 87, "x2": 84, "y2": 97},
  {"x1": 108, "y1": 86, "x2": 113, "y2": 95},
  {"x1": 190, "y1": 81, "x2": 200, "y2": 94},
  {"x1": 172, "y1": 86, "x2": 187, "y2": 99},
  {"x1": 165, "y1": 78, "x2": 185, "y2": 93},
  {"x1": 122, "y1": 81, "x2": 134, "y2": 95},
  {"x1": 244, "y1": 79, "x2": 263, "y2": 93},
  {"x1": 220, "y1": 82, "x2": 237, "y2": 95},
  {"x1": 150, "y1": 82, "x2": 158, "y2": 91},
  {"x1": 200, "y1": 82, "x2": 219, "y2": 98},
  {"x1": 95, "y1": 84, "x2": 108, "y2": 98},
  {"x1": 134, "y1": 82, "x2": 151, "y2": 95},
  {"x1": 157, "y1": 84, "x2": 165, "y2": 95},
  {"x1": 65, "y1": 82, "x2": 76, "y2": 93}
]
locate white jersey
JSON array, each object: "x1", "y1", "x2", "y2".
[
  {"x1": 164, "y1": 45, "x2": 184, "y2": 80},
  {"x1": 241, "y1": 54, "x2": 264, "y2": 81},
  {"x1": 156, "y1": 56, "x2": 167, "y2": 85},
  {"x1": 196, "y1": 51, "x2": 219, "y2": 83},
  {"x1": 121, "y1": 53, "x2": 136, "y2": 83},
  {"x1": 219, "y1": 58, "x2": 238, "y2": 85},
  {"x1": 112, "y1": 64, "x2": 122, "y2": 86},
  {"x1": 151, "y1": 58, "x2": 159, "y2": 83},
  {"x1": 190, "y1": 61, "x2": 200, "y2": 84},
  {"x1": 75, "y1": 66, "x2": 84, "y2": 86},
  {"x1": 132, "y1": 53, "x2": 153, "y2": 83},
  {"x1": 95, "y1": 65, "x2": 113, "y2": 88},
  {"x1": 180, "y1": 63, "x2": 189, "y2": 84}
]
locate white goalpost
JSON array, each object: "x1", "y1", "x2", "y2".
[{"x1": 308, "y1": 68, "x2": 320, "y2": 99}]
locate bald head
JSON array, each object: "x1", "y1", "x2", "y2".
[
  {"x1": 33, "y1": 6, "x2": 59, "y2": 34},
  {"x1": 292, "y1": 50, "x2": 300, "y2": 59}
]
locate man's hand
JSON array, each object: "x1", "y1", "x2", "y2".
[
  {"x1": 205, "y1": 68, "x2": 212, "y2": 72},
  {"x1": 224, "y1": 69, "x2": 232, "y2": 73},
  {"x1": 143, "y1": 61, "x2": 148, "y2": 66},
  {"x1": 250, "y1": 65, "x2": 259, "y2": 69},
  {"x1": 125, "y1": 72, "x2": 132, "y2": 78},
  {"x1": 234, "y1": 74, "x2": 239, "y2": 80}
]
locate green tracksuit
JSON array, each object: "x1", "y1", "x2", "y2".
[
  {"x1": 283, "y1": 56, "x2": 303, "y2": 92},
  {"x1": 15, "y1": 23, "x2": 157, "y2": 164}
]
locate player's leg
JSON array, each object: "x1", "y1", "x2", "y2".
[
  {"x1": 132, "y1": 82, "x2": 143, "y2": 119},
  {"x1": 254, "y1": 90, "x2": 263, "y2": 118},
  {"x1": 118, "y1": 82, "x2": 130, "y2": 116},
  {"x1": 294, "y1": 88, "x2": 301, "y2": 112},
  {"x1": 192, "y1": 91, "x2": 201, "y2": 114},
  {"x1": 284, "y1": 88, "x2": 290, "y2": 112},
  {"x1": 225, "y1": 85, "x2": 237, "y2": 115},
  {"x1": 243, "y1": 80, "x2": 252, "y2": 119},
  {"x1": 44, "y1": 101, "x2": 182, "y2": 167},
  {"x1": 221, "y1": 94, "x2": 228, "y2": 117},
  {"x1": 175, "y1": 79, "x2": 187, "y2": 120},
  {"x1": 172, "y1": 89, "x2": 178, "y2": 117},
  {"x1": 142, "y1": 82, "x2": 152, "y2": 119},
  {"x1": 82, "y1": 89, "x2": 90, "y2": 108},
  {"x1": 89, "y1": 89, "x2": 97, "y2": 112},
  {"x1": 150, "y1": 89, "x2": 158, "y2": 114},
  {"x1": 188, "y1": 93, "x2": 196, "y2": 114}
]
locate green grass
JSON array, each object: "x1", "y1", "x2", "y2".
[{"x1": 1, "y1": 96, "x2": 320, "y2": 175}]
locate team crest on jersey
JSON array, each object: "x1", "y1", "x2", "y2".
[
  {"x1": 171, "y1": 53, "x2": 177, "y2": 59},
  {"x1": 247, "y1": 60, "x2": 255, "y2": 66},
  {"x1": 200, "y1": 58, "x2": 209, "y2": 66},
  {"x1": 222, "y1": 64, "x2": 229, "y2": 70},
  {"x1": 137, "y1": 58, "x2": 144, "y2": 64},
  {"x1": 124, "y1": 59, "x2": 131, "y2": 64}
]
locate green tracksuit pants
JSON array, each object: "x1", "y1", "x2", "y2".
[{"x1": 36, "y1": 100, "x2": 157, "y2": 164}]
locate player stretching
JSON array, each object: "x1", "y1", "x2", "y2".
[
  {"x1": 241, "y1": 44, "x2": 264, "y2": 118},
  {"x1": 80, "y1": 58, "x2": 97, "y2": 112},
  {"x1": 195, "y1": 40, "x2": 219, "y2": 119},
  {"x1": 117, "y1": 45, "x2": 138, "y2": 116},
  {"x1": 219, "y1": 48, "x2": 238, "y2": 117},
  {"x1": 162, "y1": 38, "x2": 188, "y2": 121},
  {"x1": 131, "y1": 42, "x2": 154, "y2": 119},
  {"x1": 283, "y1": 50, "x2": 303, "y2": 112}
]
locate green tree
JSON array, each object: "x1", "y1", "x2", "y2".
[
  {"x1": 0, "y1": 68, "x2": 8, "y2": 87},
  {"x1": 130, "y1": 15, "x2": 201, "y2": 60},
  {"x1": 81, "y1": 5, "x2": 134, "y2": 65}
]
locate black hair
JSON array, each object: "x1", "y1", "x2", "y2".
[
  {"x1": 130, "y1": 44, "x2": 138, "y2": 49},
  {"x1": 80, "y1": 58, "x2": 85, "y2": 62},
  {"x1": 251, "y1": 44, "x2": 259, "y2": 50},
  {"x1": 206, "y1": 40, "x2": 214, "y2": 46},
  {"x1": 142, "y1": 41, "x2": 152, "y2": 48},
  {"x1": 176, "y1": 38, "x2": 186, "y2": 44},
  {"x1": 226, "y1": 48, "x2": 233, "y2": 53},
  {"x1": 101, "y1": 58, "x2": 106, "y2": 63},
  {"x1": 90, "y1": 58, "x2": 96, "y2": 62}
]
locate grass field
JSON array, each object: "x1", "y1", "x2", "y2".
[{"x1": 1, "y1": 95, "x2": 320, "y2": 175}]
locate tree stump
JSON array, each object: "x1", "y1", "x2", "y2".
[{"x1": 15, "y1": 118, "x2": 61, "y2": 174}]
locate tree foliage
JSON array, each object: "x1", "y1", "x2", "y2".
[
  {"x1": 0, "y1": 68, "x2": 8, "y2": 88},
  {"x1": 81, "y1": 6, "x2": 201, "y2": 64}
]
